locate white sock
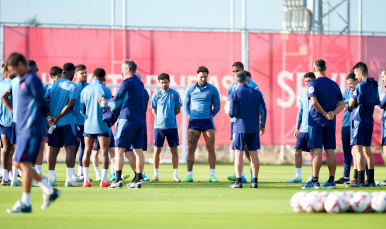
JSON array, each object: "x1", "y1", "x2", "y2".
[
  {"x1": 36, "y1": 165, "x2": 42, "y2": 174},
  {"x1": 242, "y1": 168, "x2": 245, "y2": 177},
  {"x1": 38, "y1": 179, "x2": 53, "y2": 195},
  {"x1": 12, "y1": 166, "x2": 18, "y2": 182},
  {"x1": 296, "y1": 168, "x2": 302, "y2": 178},
  {"x1": 2, "y1": 169, "x2": 8, "y2": 181},
  {"x1": 187, "y1": 171, "x2": 193, "y2": 177},
  {"x1": 48, "y1": 170, "x2": 55, "y2": 181},
  {"x1": 8, "y1": 171, "x2": 12, "y2": 180},
  {"x1": 66, "y1": 168, "x2": 73, "y2": 182},
  {"x1": 83, "y1": 167, "x2": 90, "y2": 182},
  {"x1": 154, "y1": 169, "x2": 159, "y2": 176},
  {"x1": 102, "y1": 169, "x2": 108, "y2": 183},
  {"x1": 18, "y1": 169, "x2": 23, "y2": 177},
  {"x1": 21, "y1": 193, "x2": 31, "y2": 207},
  {"x1": 111, "y1": 165, "x2": 115, "y2": 175},
  {"x1": 77, "y1": 166, "x2": 83, "y2": 176},
  {"x1": 173, "y1": 169, "x2": 178, "y2": 176},
  {"x1": 209, "y1": 169, "x2": 215, "y2": 177},
  {"x1": 94, "y1": 166, "x2": 101, "y2": 176}
]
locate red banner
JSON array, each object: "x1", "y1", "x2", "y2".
[{"x1": 4, "y1": 27, "x2": 386, "y2": 146}]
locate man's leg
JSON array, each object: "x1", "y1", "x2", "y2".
[
  {"x1": 1, "y1": 134, "x2": 11, "y2": 184},
  {"x1": 294, "y1": 149, "x2": 303, "y2": 176},
  {"x1": 114, "y1": 147, "x2": 125, "y2": 184},
  {"x1": 152, "y1": 146, "x2": 162, "y2": 180},
  {"x1": 353, "y1": 144, "x2": 366, "y2": 185},
  {"x1": 184, "y1": 129, "x2": 200, "y2": 181},
  {"x1": 91, "y1": 150, "x2": 100, "y2": 179},
  {"x1": 382, "y1": 146, "x2": 386, "y2": 185},
  {"x1": 64, "y1": 144, "x2": 78, "y2": 186},
  {"x1": 82, "y1": 137, "x2": 95, "y2": 184},
  {"x1": 125, "y1": 151, "x2": 136, "y2": 172},
  {"x1": 363, "y1": 146, "x2": 375, "y2": 184},
  {"x1": 324, "y1": 149, "x2": 337, "y2": 187},
  {"x1": 340, "y1": 126, "x2": 352, "y2": 183},
  {"x1": 109, "y1": 147, "x2": 115, "y2": 179},
  {"x1": 48, "y1": 147, "x2": 60, "y2": 183},
  {"x1": 35, "y1": 142, "x2": 44, "y2": 176},
  {"x1": 77, "y1": 126, "x2": 85, "y2": 176},
  {"x1": 202, "y1": 129, "x2": 217, "y2": 180},
  {"x1": 249, "y1": 150, "x2": 260, "y2": 185},
  {"x1": 234, "y1": 149, "x2": 243, "y2": 182},
  {"x1": 170, "y1": 146, "x2": 179, "y2": 175},
  {"x1": 97, "y1": 136, "x2": 110, "y2": 185}
]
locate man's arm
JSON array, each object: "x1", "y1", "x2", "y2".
[
  {"x1": 52, "y1": 99, "x2": 76, "y2": 123},
  {"x1": 259, "y1": 93, "x2": 267, "y2": 130},
  {"x1": 228, "y1": 93, "x2": 237, "y2": 118},
  {"x1": 331, "y1": 100, "x2": 345, "y2": 117},
  {"x1": 1, "y1": 91, "x2": 13, "y2": 113},
  {"x1": 295, "y1": 97, "x2": 303, "y2": 129},
  {"x1": 349, "y1": 98, "x2": 357, "y2": 107},
  {"x1": 211, "y1": 88, "x2": 221, "y2": 117},
  {"x1": 151, "y1": 108, "x2": 156, "y2": 117},
  {"x1": 381, "y1": 94, "x2": 386, "y2": 109},
  {"x1": 28, "y1": 76, "x2": 50, "y2": 117},
  {"x1": 175, "y1": 92, "x2": 182, "y2": 116},
  {"x1": 176, "y1": 107, "x2": 181, "y2": 115},
  {"x1": 183, "y1": 88, "x2": 191, "y2": 115},
  {"x1": 309, "y1": 97, "x2": 326, "y2": 115}
]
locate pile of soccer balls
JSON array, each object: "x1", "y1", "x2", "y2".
[{"x1": 291, "y1": 191, "x2": 386, "y2": 213}]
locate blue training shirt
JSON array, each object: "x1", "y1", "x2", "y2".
[
  {"x1": 151, "y1": 88, "x2": 182, "y2": 129},
  {"x1": 296, "y1": 91, "x2": 312, "y2": 133},
  {"x1": 381, "y1": 86, "x2": 386, "y2": 123},
  {"x1": 351, "y1": 77, "x2": 380, "y2": 126},
  {"x1": 184, "y1": 82, "x2": 220, "y2": 121},
  {"x1": 307, "y1": 76, "x2": 343, "y2": 127},
  {"x1": 74, "y1": 81, "x2": 89, "y2": 126},
  {"x1": 45, "y1": 78, "x2": 77, "y2": 127},
  {"x1": 17, "y1": 69, "x2": 49, "y2": 137},
  {"x1": 229, "y1": 84, "x2": 267, "y2": 133},
  {"x1": 81, "y1": 79, "x2": 112, "y2": 134},
  {"x1": 106, "y1": 75, "x2": 145, "y2": 123},
  {"x1": 43, "y1": 82, "x2": 51, "y2": 94},
  {"x1": 342, "y1": 88, "x2": 355, "y2": 127},
  {"x1": 0, "y1": 79, "x2": 13, "y2": 127},
  {"x1": 7, "y1": 77, "x2": 21, "y2": 123}
]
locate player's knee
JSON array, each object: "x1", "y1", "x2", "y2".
[{"x1": 206, "y1": 144, "x2": 215, "y2": 154}]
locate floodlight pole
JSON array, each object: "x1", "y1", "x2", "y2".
[{"x1": 241, "y1": 0, "x2": 248, "y2": 70}]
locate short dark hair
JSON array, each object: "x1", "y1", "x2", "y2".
[
  {"x1": 7, "y1": 52, "x2": 27, "y2": 67},
  {"x1": 346, "y1": 72, "x2": 356, "y2": 81},
  {"x1": 49, "y1": 66, "x2": 63, "y2": 77},
  {"x1": 235, "y1": 71, "x2": 246, "y2": 83},
  {"x1": 196, "y1": 66, "x2": 209, "y2": 74},
  {"x1": 314, "y1": 59, "x2": 326, "y2": 72},
  {"x1": 244, "y1": 71, "x2": 251, "y2": 78},
  {"x1": 63, "y1": 63, "x2": 75, "y2": 73},
  {"x1": 232, "y1": 62, "x2": 244, "y2": 69},
  {"x1": 304, "y1": 72, "x2": 316, "y2": 79},
  {"x1": 75, "y1": 64, "x2": 86, "y2": 73},
  {"x1": 158, "y1": 73, "x2": 170, "y2": 82},
  {"x1": 1, "y1": 63, "x2": 8, "y2": 72},
  {"x1": 123, "y1": 59, "x2": 137, "y2": 72},
  {"x1": 353, "y1": 62, "x2": 368, "y2": 75},
  {"x1": 93, "y1": 68, "x2": 106, "y2": 79}
]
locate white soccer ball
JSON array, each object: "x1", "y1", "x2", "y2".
[
  {"x1": 337, "y1": 192, "x2": 351, "y2": 212},
  {"x1": 302, "y1": 191, "x2": 324, "y2": 212},
  {"x1": 324, "y1": 193, "x2": 345, "y2": 213},
  {"x1": 290, "y1": 192, "x2": 308, "y2": 212},
  {"x1": 319, "y1": 191, "x2": 330, "y2": 211},
  {"x1": 224, "y1": 101, "x2": 230, "y2": 115},
  {"x1": 371, "y1": 191, "x2": 386, "y2": 213},
  {"x1": 344, "y1": 191, "x2": 355, "y2": 211},
  {"x1": 351, "y1": 191, "x2": 372, "y2": 213}
]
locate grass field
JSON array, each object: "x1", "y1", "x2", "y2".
[{"x1": 1, "y1": 163, "x2": 386, "y2": 228}]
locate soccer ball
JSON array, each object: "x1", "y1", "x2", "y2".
[
  {"x1": 351, "y1": 191, "x2": 372, "y2": 213},
  {"x1": 290, "y1": 192, "x2": 308, "y2": 212},
  {"x1": 337, "y1": 192, "x2": 351, "y2": 212},
  {"x1": 344, "y1": 191, "x2": 355, "y2": 212},
  {"x1": 371, "y1": 191, "x2": 386, "y2": 213},
  {"x1": 302, "y1": 191, "x2": 324, "y2": 212},
  {"x1": 224, "y1": 101, "x2": 230, "y2": 115},
  {"x1": 324, "y1": 193, "x2": 345, "y2": 213}
]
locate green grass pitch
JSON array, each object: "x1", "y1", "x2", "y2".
[{"x1": 1, "y1": 163, "x2": 386, "y2": 228}]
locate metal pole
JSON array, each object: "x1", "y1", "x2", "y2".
[
  {"x1": 358, "y1": 0, "x2": 362, "y2": 35},
  {"x1": 230, "y1": 0, "x2": 234, "y2": 29},
  {"x1": 347, "y1": 0, "x2": 350, "y2": 34},
  {"x1": 123, "y1": 0, "x2": 126, "y2": 29},
  {"x1": 241, "y1": 0, "x2": 248, "y2": 70},
  {"x1": 111, "y1": 0, "x2": 115, "y2": 29}
]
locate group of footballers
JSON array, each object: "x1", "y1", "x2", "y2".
[
  {"x1": 287, "y1": 59, "x2": 386, "y2": 189},
  {"x1": 1, "y1": 51, "x2": 385, "y2": 213}
]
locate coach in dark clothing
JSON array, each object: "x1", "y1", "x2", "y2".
[{"x1": 228, "y1": 71, "x2": 267, "y2": 189}]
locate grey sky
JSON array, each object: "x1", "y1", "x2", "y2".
[{"x1": 1, "y1": 0, "x2": 386, "y2": 33}]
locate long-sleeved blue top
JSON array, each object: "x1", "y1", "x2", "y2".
[
  {"x1": 229, "y1": 84, "x2": 267, "y2": 133},
  {"x1": 6, "y1": 77, "x2": 21, "y2": 123},
  {"x1": 80, "y1": 80, "x2": 112, "y2": 134},
  {"x1": 295, "y1": 91, "x2": 312, "y2": 132},
  {"x1": 74, "y1": 80, "x2": 89, "y2": 125},
  {"x1": 17, "y1": 69, "x2": 49, "y2": 137},
  {"x1": 342, "y1": 88, "x2": 355, "y2": 127},
  {"x1": 183, "y1": 82, "x2": 220, "y2": 121},
  {"x1": 0, "y1": 79, "x2": 13, "y2": 127},
  {"x1": 105, "y1": 75, "x2": 145, "y2": 123}
]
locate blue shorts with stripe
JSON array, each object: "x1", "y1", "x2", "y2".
[
  {"x1": 351, "y1": 120, "x2": 373, "y2": 147},
  {"x1": 93, "y1": 133, "x2": 115, "y2": 149},
  {"x1": 115, "y1": 120, "x2": 144, "y2": 151},
  {"x1": 308, "y1": 126, "x2": 336, "y2": 150},
  {"x1": 48, "y1": 124, "x2": 78, "y2": 148},
  {"x1": 153, "y1": 128, "x2": 179, "y2": 147},
  {"x1": 295, "y1": 132, "x2": 310, "y2": 152},
  {"x1": 231, "y1": 132, "x2": 260, "y2": 151}
]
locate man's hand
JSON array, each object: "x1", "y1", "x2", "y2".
[
  {"x1": 325, "y1": 111, "x2": 335, "y2": 121},
  {"x1": 344, "y1": 105, "x2": 348, "y2": 111},
  {"x1": 294, "y1": 128, "x2": 299, "y2": 138},
  {"x1": 51, "y1": 117, "x2": 58, "y2": 124},
  {"x1": 98, "y1": 97, "x2": 106, "y2": 107},
  {"x1": 259, "y1": 128, "x2": 265, "y2": 136}
]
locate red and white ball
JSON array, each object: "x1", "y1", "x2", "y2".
[
  {"x1": 302, "y1": 191, "x2": 324, "y2": 212},
  {"x1": 350, "y1": 191, "x2": 372, "y2": 213},
  {"x1": 371, "y1": 191, "x2": 386, "y2": 213},
  {"x1": 324, "y1": 192, "x2": 345, "y2": 213},
  {"x1": 290, "y1": 192, "x2": 308, "y2": 212}
]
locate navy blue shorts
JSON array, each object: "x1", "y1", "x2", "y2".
[
  {"x1": 0, "y1": 125, "x2": 15, "y2": 145},
  {"x1": 295, "y1": 132, "x2": 310, "y2": 152},
  {"x1": 381, "y1": 121, "x2": 386, "y2": 146},
  {"x1": 308, "y1": 126, "x2": 336, "y2": 150},
  {"x1": 232, "y1": 132, "x2": 260, "y2": 151},
  {"x1": 83, "y1": 132, "x2": 110, "y2": 138},
  {"x1": 14, "y1": 137, "x2": 42, "y2": 164},
  {"x1": 351, "y1": 121, "x2": 373, "y2": 147},
  {"x1": 230, "y1": 122, "x2": 235, "y2": 140},
  {"x1": 153, "y1": 128, "x2": 179, "y2": 147},
  {"x1": 129, "y1": 131, "x2": 147, "y2": 151},
  {"x1": 93, "y1": 134, "x2": 115, "y2": 149},
  {"x1": 188, "y1": 119, "x2": 214, "y2": 132},
  {"x1": 115, "y1": 120, "x2": 144, "y2": 151},
  {"x1": 48, "y1": 124, "x2": 78, "y2": 148}
]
